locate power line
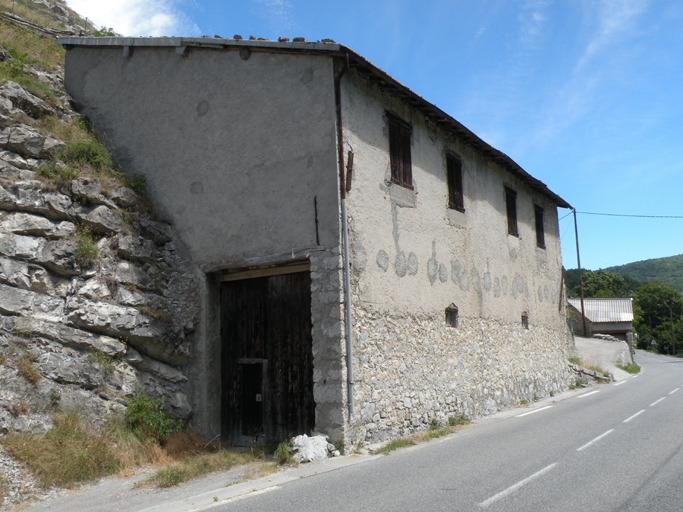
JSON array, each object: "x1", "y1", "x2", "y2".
[{"x1": 576, "y1": 211, "x2": 683, "y2": 219}]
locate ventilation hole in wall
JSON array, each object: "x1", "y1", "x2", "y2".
[
  {"x1": 521, "y1": 312, "x2": 529, "y2": 330},
  {"x1": 445, "y1": 304, "x2": 459, "y2": 328}
]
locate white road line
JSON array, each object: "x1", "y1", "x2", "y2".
[
  {"x1": 623, "y1": 410, "x2": 645, "y2": 423},
  {"x1": 578, "y1": 390, "x2": 600, "y2": 398},
  {"x1": 577, "y1": 429, "x2": 614, "y2": 452},
  {"x1": 188, "y1": 487, "x2": 281, "y2": 511},
  {"x1": 479, "y1": 463, "x2": 557, "y2": 508},
  {"x1": 669, "y1": 387, "x2": 680, "y2": 395},
  {"x1": 516, "y1": 405, "x2": 553, "y2": 418},
  {"x1": 650, "y1": 397, "x2": 666, "y2": 407},
  {"x1": 614, "y1": 381, "x2": 627, "y2": 386}
]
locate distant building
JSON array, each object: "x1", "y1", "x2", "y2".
[{"x1": 567, "y1": 298, "x2": 634, "y2": 339}]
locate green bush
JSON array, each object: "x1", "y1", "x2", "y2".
[
  {"x1": 75, "y1": 226, "x2": 98, "y2": 262},
  {"x1": 616, "y1": 363, "x2": 641, "y2": 374},
  {"x1": 129, "y1": 175, "x2": 148, "y2": 198},
  {"x1": 38, "y1": 162, "x2": 78, "y2": 182},
  {"x1": 92, "y1": 27, "x2": 120, "y2": 37},
  {"x1": 152, "y1": 466, "x2": 188, "y2": 487},
  {"x1": 60, "y1": 139, "x2": 114, "y2": 172},
  {"x1": 447, "y1": 414, "x2": 470, "y2": 426},
  {"x1": 274, "y1": 442, "x2": 293, "y2": 465},
  {"x1": 124, "y1": 393, "x2": 183, "y2": 442}
]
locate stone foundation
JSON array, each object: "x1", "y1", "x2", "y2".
[{"x1": 347, "y1": 307, "x2": 572, "y2": 445}]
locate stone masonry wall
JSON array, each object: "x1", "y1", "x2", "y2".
[
  {"x1": 347, "y1": 307, "x2": 572, "y2": 445},
  {"x1": 309, "y1": 247, "x2": 346, "y2": 443}
]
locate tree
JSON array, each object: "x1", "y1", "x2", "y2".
[
  {"x1": 572, "y1": 269, "x2": 628, "y2": 298},
  {"x1": 633, "y1": 281, "x2": 683, "y2": 354},
  {"x1": 634, "y1": 281, "x2": 683, "y2": 328}
]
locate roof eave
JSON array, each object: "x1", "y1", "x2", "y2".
[{"x1": 57, "y1": 37, "x2": 571, "y2": 209}]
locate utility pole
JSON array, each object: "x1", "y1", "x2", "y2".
[
  {"x1": 573, "y1": 209, "x2": 587, "y2": 337},
  {"x1": 669, "y1": 305, "x2": 676, "y2": 356}
]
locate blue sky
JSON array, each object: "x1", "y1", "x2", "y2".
[{"x1": 65, "y1": 0, "x2": 683, "y2": 271}]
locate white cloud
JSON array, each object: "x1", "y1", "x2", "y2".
[
  {"x1": 250, "y1": 0, "x2": 295, "y2": 33},
  {"x1": 65, "y1": 0, "x2": 199, "y2": 37},
  {"x1": 578, "y1": 0, "x2": 648, "y2": 68},
  {"x1": 518, "y1": 0, "x2": 550, "y2": 50}
]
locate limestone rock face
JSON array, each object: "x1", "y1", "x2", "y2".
[
  {"x1": 0, "y1": 78, "x2": 201, "y2": 438},
  {"x1": 0, "y1": 81, "x2": 54, "y2": 119}
]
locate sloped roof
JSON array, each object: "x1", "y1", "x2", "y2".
[
  {"x1": 567, "y1": 298, "x2": 634, "y2": 323},
  {"x1": 58, "y1": 36, "x2": 571, "y2": 209}
]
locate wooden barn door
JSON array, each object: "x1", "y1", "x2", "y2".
[{"x1": 220, "y1": 271, "x2": 315, "y2": 446}]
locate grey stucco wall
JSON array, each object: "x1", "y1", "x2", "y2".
[
  {"x1": 64, "y1": 47, "x2": 340, "y2": 265},
  {"x1": 340, "y1": 70, "x2": 571, "y2": 444},
  {"x1": 63, "y1": 46, "x2": 346, "y2": 440}
]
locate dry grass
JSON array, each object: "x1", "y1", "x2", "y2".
[
  {"x1": 0, "y1": 17, "x2": 64, "y2": 73},
  {"x1": 16, "y1": 352, "x2": 40, "y2": 387},
  {"x1": 0, "y1": 0, "x2": 79, "y2": 32},
  {"x1": 569, "y1": 356, "x2": 613, "y2": 381},
  {"x1": 1, "y1": 412, "x2": 120, "y2": 488},
  {"x1": 136, "y1": 430, "x2": 271, "y2": 488},
  {"x1": 0, "y1": 412, "x2": 258, "y2": 491},
  {"x1": 0, "y1": 473, "x2": 8, "y2": 504}
]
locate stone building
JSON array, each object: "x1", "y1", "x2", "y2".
[{"x1": 59, "y1": 36, "x2": 572, "y2": 446}]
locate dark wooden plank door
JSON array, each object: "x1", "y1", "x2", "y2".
[{"x1": 220, "y1": 272, "x2": 315, "y2": 445}]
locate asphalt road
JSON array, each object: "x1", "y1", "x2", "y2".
[
  {"x1": 18, "y1": 349, "x2": 683, "y2": 512},
  {"x1": 212, "y1": 349, "x2": 683, "y2": 512}
]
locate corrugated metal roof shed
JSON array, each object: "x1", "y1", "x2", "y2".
[{"x1": 567, "y1": 298, "x2": 634, "y2": 323}]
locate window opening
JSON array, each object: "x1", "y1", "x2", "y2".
[
  {"x1": 534, "y1": 204, "x2": 545, "y2": 249},
  {"x1": 447, "y1": 154, "x2": 464, "y2": 212},
  {"x1": 388, "y1": 113, "x2": 413, "y2": 189},
  {"x1": 505, "y1": 187, "x2": 518, "y2": 236},
  {"x1": 445, "y1": 304, "x2": 459, "y2": 328},
  {"x1": 521, "y1": 312, "x2": 529, "y2": 330}
]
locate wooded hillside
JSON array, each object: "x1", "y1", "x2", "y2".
[
  {"x1": 565, "y1": 253, "x2": 683, "y2": 294},
  {"x1": 605, "y1": 254, "x2": 683, "y2": 293}
]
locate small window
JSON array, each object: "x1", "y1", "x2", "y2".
[
  {"x1": 445, "y1": 304, "x2": 459, "y2": 328},
  {"x1": 446, "y1": 154, "x2": 464, "y2": 212},
  {"x1": 521, "y1": 312, "x2": 529, "y2": 330},
  {"x1": 505, "y1": 186, "x2": 518, "y2": 236},
  {"x1": 388, "y1": 113, "x2": 413, "y2": 189},
  {"x1": 534, "y1": 204, "x2": 545, "y2": 249}
]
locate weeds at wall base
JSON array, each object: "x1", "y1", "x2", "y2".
[
  {"x1": 616, "y1": 363, "x2": 641, "y2": 374},
  {"x1": 373, "y1": 415, "x2": 471, "y2": 455}
]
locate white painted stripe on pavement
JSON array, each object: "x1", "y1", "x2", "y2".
[
  {"x1": 623, "y1": 410, "x2": 645, "y2": 423},
  {"x1": 650, "y1": 397, "x2": 666, "y2": 407},
  {"x1": 577, "y1": 429, "x2": 614, "y2": 452},
  {"x1": 188, "y1": 486, "x2": 281, "y2": 511},
  {"x1": 516, "y1": 405, "x2": 553, "y2": 418},
  {"x1": 669, "y1": 387, "x2": 680, "y2": 395},
  {"x1": 577, "y1": 390, "x2": 600, "y2": 398},
  {"x1": 614, "y1": 381, "x2": 627, "y2": 386},
  {"x1": 479, "y1": 463, "x2": 557, "y2": 508}
]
